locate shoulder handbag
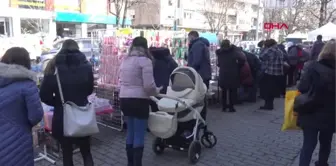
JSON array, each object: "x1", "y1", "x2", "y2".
[
  {"x1": 293, "y1": 64, "x2": 321, "y2": 114},
  {"x1": 55, "y1": 68, "x2": 99, "y2": 137}
]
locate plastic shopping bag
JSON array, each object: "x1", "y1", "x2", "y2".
[
  {"x1": 281, "y1": 90, "x2": 301, "y2": 131},
  {"x1": 88, "y1": 93, "x2": 113, "y2": 113}
]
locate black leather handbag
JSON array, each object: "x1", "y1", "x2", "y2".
[{"x1": 293, "y1": 86, "x2": 317, "y2": 114}]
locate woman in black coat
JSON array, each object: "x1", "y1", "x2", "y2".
[
  {"x1": 40, "y1": 39, "x2": 94, "y2": 166},
  {"x1": 149, "y1": 47, "x2": 178, "y2": 112},
  {"x1": 295, "y1": 41, "x2": 335, "y2": 166},
  {"x1": 216, "y1": 40, "x2": 245, "y2": 112}
]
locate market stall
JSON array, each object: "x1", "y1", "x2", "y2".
[{"x1": 308, "y1": 22, "x2": 336, "y2": 41}]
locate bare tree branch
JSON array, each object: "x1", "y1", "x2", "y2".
[
  {"x1": 305, "y1": 0, "x2": 336, "y2": 27},
  {"x1": 200, "y1": 0, "x2": 236, "y2": 33},
  {"x1": 109, "y1": 0, "x2": 145, "y2": 27}
]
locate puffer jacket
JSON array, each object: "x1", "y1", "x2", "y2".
[
  {"x1": 0, "y1": 63, "x2": 43, "y2": 166},
  {"x1": 187, "y1": 37, "x2": 212, "y2": 81},
  {"x1": 296, "y1": 59, "x2": 335, "y2": 132}
]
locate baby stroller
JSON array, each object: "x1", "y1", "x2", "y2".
[{"x1": 148, "y1": 66, "x2": 217, "y2": 164}]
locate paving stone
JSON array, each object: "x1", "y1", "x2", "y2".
[{"x1": 34, "y1": 98, "x2": 335, "y2": 166}]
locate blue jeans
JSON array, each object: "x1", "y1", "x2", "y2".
[{"x1": 126, "y1": 117, "x2": 147, "y2": 148}]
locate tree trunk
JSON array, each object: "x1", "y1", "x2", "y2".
[
  {"x1": 121, "y1": 0, "x2": 129, "y2": 28},
  {"x1": 318, "y1": 0, "x2": 328, "y2": 27}
]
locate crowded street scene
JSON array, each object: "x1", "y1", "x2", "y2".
[{"x1": 0, "y1": 0, "x2": 335, "y2": 166}]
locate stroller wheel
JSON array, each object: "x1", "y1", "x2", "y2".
[
  {"x1": 188, "y1": 141, "x2": 201, "y2": 164},
  {"x1": 201, "y1": 132, "x2": 217, "y2": 148},
  {"x1": 152, "y1": 138, "x2": 165, "y2": 155}
]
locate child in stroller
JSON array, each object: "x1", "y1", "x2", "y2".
[{"x1": 149, "y1": 66, "x2": 217, "y2": 164}]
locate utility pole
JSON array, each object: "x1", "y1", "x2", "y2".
[{"x1": 255, "y1": 0, "x2": 261, "y2": 41}]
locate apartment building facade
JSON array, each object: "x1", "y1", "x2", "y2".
[
  {"x1": 0, "y1": 0, "x2": 132, "y2": 38},
  {"x1": 132, "y1": 0, "x2": 263, "y2": 40}
]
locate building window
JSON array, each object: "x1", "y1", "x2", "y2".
[
  {"x1": 228, "y1": 15, "x2": 237, "y2": 24},
  {"x1": 251, "y1": 5, "x2": 258, "y2": 12},
  {"x1": 0, "y1": 18, "x2": 12, "y2": 37},
  {"x1": 56, "y1": 23, "x2": 82, "y2": 38},
  {"x1": 252, "y1": 18, "x2": 257, "y2": 26},
  {"x1": 20, "y1": 18, "x2": 49, "y2": 34},
  {"x1": 184, "y1": 12, "x2": 192, "y2": 19},
  {"x1": 168, "y1": 0, "x2": 172, "y2": 6},
  {"x1": 17, "y1": 0, "x2": 46, "y2": 10},
  {"x1": 236, "y1": 2, "x2": 245, "y2": 9}
]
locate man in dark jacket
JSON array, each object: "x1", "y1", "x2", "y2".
[
  {"x1": 187, "y1": 31, "x2": 212, "y2": 88},
  {"x1": 310, "y1": 35, "x2": 325, "y2": 60},
  {"x1": 216, "y1": 40, "x2": 245, "y2": 112}
]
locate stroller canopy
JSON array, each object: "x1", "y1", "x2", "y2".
[{"x1": 170, "y1": 67, "x2": 206, "y2": 96}]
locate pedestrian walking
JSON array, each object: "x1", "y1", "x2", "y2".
[
  {"x1": 259, "y1": 39, "x2": 285, "y2": 110},
  {"x1": 0, "y1": 47, "x2": 44, "y2": 166},
  {"x1": 40, "y1": 39, "x2": 95, "y2": 166},
  {"x1": 119, "y1": 37, "x2": 162, "y2": 166},
  {"x1": 187, "y1": 31, "x2": 212, "y2": 88},
  {"x1": 295, "y1": 40, "x2": 335, "y2": 166},
  {"x1": 310, "y1": 35, "x2": 325, "y2": 61},
  {"x1": 216, "y1": 40, "x2": 245, "y2": 112}
]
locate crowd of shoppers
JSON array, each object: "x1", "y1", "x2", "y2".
[{"x1": 0, "y1": 30, "x2": 334, "y2": 166}]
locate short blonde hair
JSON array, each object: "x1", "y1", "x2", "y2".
[{"x1": 318, "y1": 40, "x2": 336, "y2": 61}]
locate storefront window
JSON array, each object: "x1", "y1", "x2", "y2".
[
  {"x1": 0, "y1": 18, "x2": 12, "y2": 37},
  {"x1": 56, "y1": 23, "x2": 82, "y2": 38},
  {"x1": 21, "y1": 18, "x2": 49, "y2": 34},
  {"x1": 87, "y1": 24, "x2": 106, "y2": 37}
]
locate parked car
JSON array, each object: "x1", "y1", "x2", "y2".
[{"x1": 39, "y1": 38, "x2": 100, "y2": 71}]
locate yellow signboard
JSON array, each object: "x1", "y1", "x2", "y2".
[
  {"x1": 54, "y1": 5, "x2": 80, "y2": 11},
  {"x1": 54, "y1": 0, "x2": 81, "y2": 12},
  {"x1": 10, "y1": 0, "x2": 45, "y2": 7}
]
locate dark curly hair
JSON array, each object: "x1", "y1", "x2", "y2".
[
  {"x1": 264, "y1": 39, "x2": 277, "y2": 48},
  {"x1": 257, "y1": 40, "x2": 265, "y2": 48}
]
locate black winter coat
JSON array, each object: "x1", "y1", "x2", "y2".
[
  {"x1": 242, "y1": 51, "x2": 261, "y2": 79},
  {"x1": 150, "y1": 47, "x2": 178, "y2": 94},
  {"x1": 39, "y1": 49, "x2": 94, "y2": 140},
  {"x1": 296, "y1": 59, "x2": 335, "y2": 132},
  {"x1": 216, "y1": 45, "x2": 245, "y2": 89}
]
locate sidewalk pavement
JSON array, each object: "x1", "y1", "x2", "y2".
[{"x1": 35, "y1": 98, "x2": 335, "y2": 166}]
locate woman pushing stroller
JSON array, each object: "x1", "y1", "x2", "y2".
[{"x1": 119, "y1": 37, "x2": 162, "y2": 166}]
